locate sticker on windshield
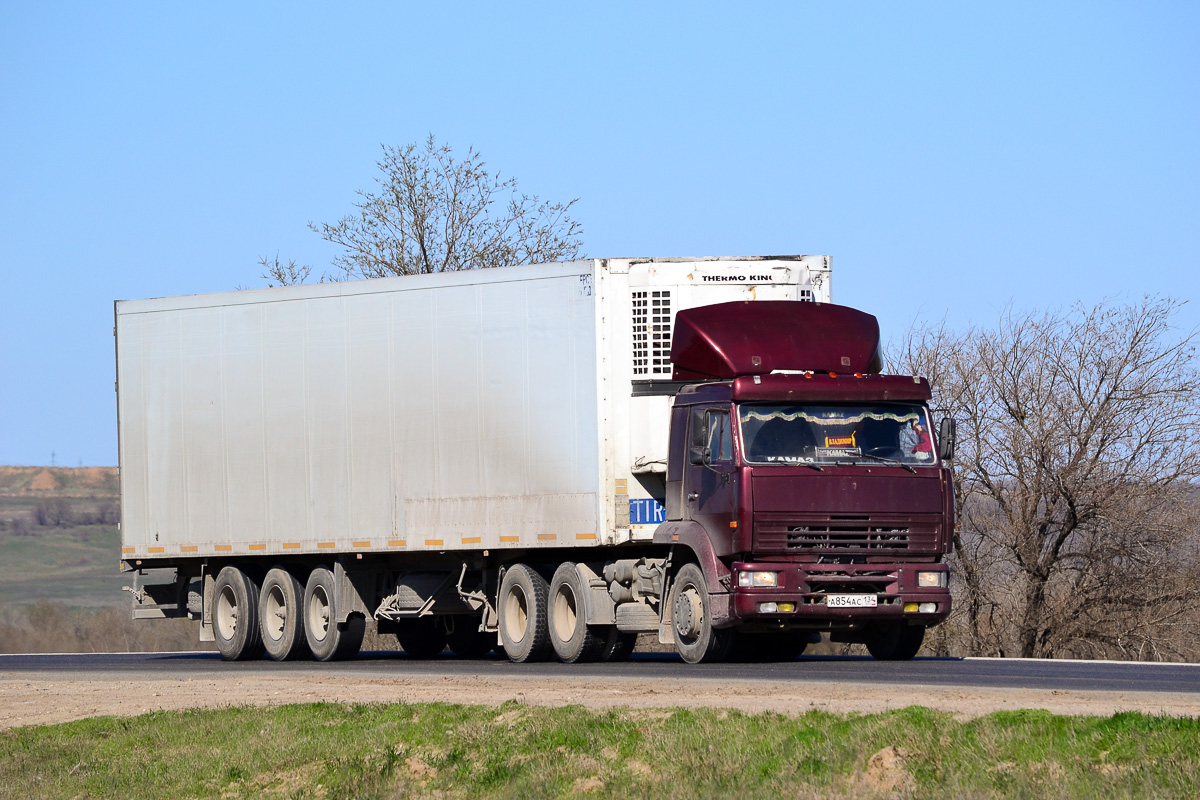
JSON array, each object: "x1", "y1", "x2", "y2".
[{"x1": 816, "y1": 447, "x2": 862, "y2": 458}]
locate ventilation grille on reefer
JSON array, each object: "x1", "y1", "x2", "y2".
[{"x1": 632, "y1": 290, "x2": 673, "y2": 377}]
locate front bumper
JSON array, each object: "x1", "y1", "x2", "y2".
[{"x1": 730, "y1": 561, "x2": 951, "y2": 626}]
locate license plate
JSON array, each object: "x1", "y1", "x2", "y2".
[{"x1": 826, "y1": 594, "x2": 878, "y2": 608}]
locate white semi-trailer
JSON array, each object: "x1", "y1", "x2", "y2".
[{"x1": 118, "y1": 255, "x2": 954, "y2": 663}]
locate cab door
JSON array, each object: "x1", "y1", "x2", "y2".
[{"x1": 685, "y1": 407, "x2": 737, "y2": 554}]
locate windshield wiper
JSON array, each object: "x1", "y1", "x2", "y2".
[{"x1": 857, "y1": 453, "x2": 917, "y2": 473}]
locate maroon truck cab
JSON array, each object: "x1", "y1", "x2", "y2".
[{"x1": 653, "y1": 301, "x2": 954, "y2": 662}]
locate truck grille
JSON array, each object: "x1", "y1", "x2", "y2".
[
  {"x1": 754, "y1": 512, "x2": 941, "y2": 554},
  {"x1": 803, "y1": 569, "x2": 895, "y2": 594}
]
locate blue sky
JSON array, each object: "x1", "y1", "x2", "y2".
[{"x1": 2, "y1": 2, "x2": 1197, "y2": 467}]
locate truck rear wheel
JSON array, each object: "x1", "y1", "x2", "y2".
[
  {"x1": 259, "y1": 567, "x2": 309, "y2": 661},
  {"x1": 446, "y1": 618, "x2": 494, "y2": 658},
  {"x1": 303, "y1": 566, "x2": 365, "y2": 662},
  {"x1": 865, "y1": 622, "x2": 925, "y2": 661},
  {"x1": 213, "y1": 566, "x2": 265, "y2": 661},
  {"x1": 395, "y1": 618, "x2": 447, "y2": 658},
  {"x1": 548, "y1": 563, "x2": 605, "y2": 663},
  {"x1": 498, "y1": 564, "x2": 551, "y2": 662},
  {"x1": 598, "y1": 628, "x2": 637, "y2": 662},
  {"x1": 669, "y1": 563, "x2": 732, "y2": 664}
]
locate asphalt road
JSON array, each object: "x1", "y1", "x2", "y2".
[{"x1": 4, "y1": 651, "x2": 1199, "y2": 695}]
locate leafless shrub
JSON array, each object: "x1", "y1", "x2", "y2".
[
  {"x1": 34, "y1": 499, "x2": 74, "y2": 527},
  {"x1": 896, "y1": 298, "x2": 1200, "y2": 660},
  {"x1": 28, "y1": 499, "x2": 119, "y2": 529},
  {"x1": 0, "y1": 601, "x2": 211, "y2": 654}
]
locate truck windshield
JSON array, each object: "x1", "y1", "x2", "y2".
[{"x1": 737, "y1": 404, "x2": 934, "y2": 466}]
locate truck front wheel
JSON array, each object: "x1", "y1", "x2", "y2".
[
  {"x1": 259, "y1": 567, "x2": 309, "y2": 661},
  {"x1": 303, "y1": 566, "x2": 365, "y2": 662},
  {"x1": 865, "y1": 622, "x2": 925, "y2": 661},
  {"x1": 213, "y1": 566, "x2": 265, "y2": 661},
  {"x1": 731, "y1": 632, "x2": 811, "y2": 662},
  {"x1": 498, "y1": 564, "x2": 551, "y2": 662},
  {"x1": 669, "y1": 563, "x2": 732, "y2": 664}
]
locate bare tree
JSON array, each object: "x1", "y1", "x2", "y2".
[
  {"x1": 259, "y1": 253, "x2": 312, "y2": 288},
  {"x1": 896, "y1": 298, "x2": 1200, "y2": 660},
  {"x1": 261, "y1": 135, "x2": 584, "y2": 285}
]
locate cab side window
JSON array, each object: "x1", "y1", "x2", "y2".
[
  {"x1": 706, "y1": 411, "x2": 733, "y2": 462},
  {"x1": 690, "y1": 408, "x2": 709, "y2": 450}
]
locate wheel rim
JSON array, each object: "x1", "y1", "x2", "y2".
[
  {"x1": 216, "y1": 584, "x2": 239, "y2": 641},
  {"x1": 307, "y1": 585, "x2": 331, "y2": 643},
  {"x1": 502, "y1": 584, "x2": 529, "y2": 644},
  {"x1": 551, "y1": 583, "x2": 578, "y2": 643},
  {"x1": 264, "y1": 584, "x2": 286, "y2": 642},
  {"x1": 673, "y1": 584, "x2": 704, "y2": 643}
]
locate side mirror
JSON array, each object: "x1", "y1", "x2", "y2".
[
  {"x1": 689, "y1": 446, "x2": 711, "y2": 466},
  {"x1": 938, "y1": 417, "x2": 957, "y2": 461}
]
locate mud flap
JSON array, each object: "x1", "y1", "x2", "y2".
[
  {"x1": 124, "y1": 569, "x2": 188, "y2": 620},
  {"x1": 334, "y1": 560, "x2": 372, "y2": 624}
]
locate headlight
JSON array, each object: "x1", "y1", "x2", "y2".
[
  {"x1": 917, "y1": 571, "x2": 947, "y2": 588},
  {"x1": 738, "y1": 571, "x2": 779, "y2": 588}
]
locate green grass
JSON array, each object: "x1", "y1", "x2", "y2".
[
  {"x1": 0, "y1": 524, "x2": 125, "y2": 608},
  {"x1": 1, "y1": 704, "x2": 1197, "y2": 799}
]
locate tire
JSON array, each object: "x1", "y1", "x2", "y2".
[
  {"x1": 731, "y1": 632, "x2": 810, "y2": 662},
  {"x1": 669, "y1": 563, "x2": 732, "y2": 664},
  {"x1": 259, "y1": 567, "x2": 309, "y2": 661},
  {"x1": 303, "y1": 565, "x2": 365, "y2": 662},
  {"x1": 395, "y1": 618, "x2": 447, "y2": 659},
  {"x1": 598, "y1": 627, "x2": 637, "y2": 662},
  {"x1": 865, "y1": 622, "x2": 925, "y2": 661},
  {"x1": 548, "y1": 563, "x2": 605, "y2": 663},
  {"x1": 498, "y1": 564, "x2": 552, "y2": 662},
  {"x1": 446, "y1": 617, "x2": 495, "y2": 658},
  {"x1": 213, "y1": 566, "x2": 265, "y2": 661}
]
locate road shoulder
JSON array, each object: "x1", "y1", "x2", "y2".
[{"x1": 3, "y1": 672, "x2": 1198, "y2": 730}]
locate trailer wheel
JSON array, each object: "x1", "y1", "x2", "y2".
[
  {"x1": 395, "y1": 618, "x2": 447, "y2": 659},
  {"x1": 259, "y1": 567, "x2": 309, "y2": 661},
  {"x1": 498, "y1": 564, "x2": 551, "y2": 662},
  {"x1": 548, "y1": 563, "x2": 605, "y2": 663},
  {"x1": 865, "y1": 622, "x2": 924, "y2": 661},
  {"x1": 303, "y1": 566, "x2": 365, "y2": 661},
  {"x1": 598, "y1": 628, "x2": 637, "y2": 662},
  {"x1": 213, "y1": 566, "x2": 265, "y2": 661},
  {"x1": 669, "y1": 563, "x2": 732, "y2": 664},
  {"x1": 446, "y1": 618, "x2": 495, "y2": 658}
]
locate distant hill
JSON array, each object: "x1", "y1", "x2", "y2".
[{"x1": 0, "y1": 466, "x2": 119, "y2": 496}]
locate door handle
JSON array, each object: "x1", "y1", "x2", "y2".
[{"x1": 687, "y1": 493, "x2": 699, "y2": 501}]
